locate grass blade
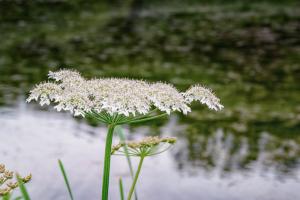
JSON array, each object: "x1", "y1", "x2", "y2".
[
  {"x1": 16, "y1": 174, "x2": 31, "y2": 200},
  {"x1": 119, "y1": 178, "x2": 125, "y2": 200},
  {"x1": 115, "y1": 126, "x2": 138, "y2": 200},
  {"x1": 2, "y1": 194, "x2": 11, "y2": 200},
  {"x1": 58, "y1": 159, "x2": 74, "y2": 200}
]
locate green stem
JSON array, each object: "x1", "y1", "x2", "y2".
[
  {"x1": 119, "y1": 178, "x2": 125, "y2": 200},
  {"x1": 127, "y1": 157, "x2": 145, "y2": 200},
  {"x1": 120, "y1": 113, "x2": 168, "y2": 125},
  {"x1": 102, "y1": 124, "x2": 115, "y2": 200}
]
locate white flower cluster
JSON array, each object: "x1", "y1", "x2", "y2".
[
  {"x1": 183, "y1": 85, "x2": 224, "y2": 111},
  {"x1": 27, "y1": 69, "x2": 223, "y2": 116}
]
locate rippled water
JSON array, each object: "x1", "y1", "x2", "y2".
[{"x1": 1, "y1": 99, "x2": 299, "y2": 200}]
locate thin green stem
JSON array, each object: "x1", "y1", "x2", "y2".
[
  {"x1": 129, "y1": 113, "x2": 168, "y2": 124},
  {"x1": 127, "y1": 157, "x2": 145, "y2": 200},
  {"x1": 103, "y1": 112, "x2": 113, "y2": 122},
  {"x1": 86, "y1": 111, "x2": 107, "y2": 123},
  {"x1": 116, "y1": 109, "x2": 159, "y2": 124},
  {"x1": 102, "y1": 124, "x2": 115, "y2": 200},
  {"x1": 90, "y1": 115, "x2": 107, "y2": 124},
  {"x1": 128, "y1": 109, "x2": 159, "y2": 121},
  {"x1": 119, "y1": 113, "x2": 168, "y2": 125},
  {"x1": 148, "y1": 144, "x2": 173, "y2": 156},
  {"x1": 119, "y1": 178, "x2": 125, "y2": 200},
  {"x1": 92, "y1": 111, "x2": 110, "y2": 122}
]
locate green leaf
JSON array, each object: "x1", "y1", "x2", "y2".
[
  {"x1": 2, "y1": 194, "x2": 11, "y2": 200},
  {"x1": 58, "y1": 159, "x2": 74, "y2": 200}
]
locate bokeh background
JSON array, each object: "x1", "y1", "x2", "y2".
[{"x1": 0, "y1": 0, "x2": 299, "y2": 199}]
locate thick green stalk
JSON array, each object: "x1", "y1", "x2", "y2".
[
  {"x1": 102, "y1": 124, "x2": 115, "y2": 200},
  {"x1": 127, "y1": 157, "x2": 145, "y2": 200}
]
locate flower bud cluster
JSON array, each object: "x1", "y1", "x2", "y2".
[
  {"x1": 0, "y1": 164, "x2": 32, "y2": 196},
  {"x1": 111, "y1": 136, "x2": 177, "y2": 157}
]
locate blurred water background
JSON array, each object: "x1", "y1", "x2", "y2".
[{"x1": 0, "y1": 0, "x2": 299, "y2": 199}]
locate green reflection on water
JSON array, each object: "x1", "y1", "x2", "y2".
[{"x1": 0, "y1": 1, "x2": 299, "y2": 174}]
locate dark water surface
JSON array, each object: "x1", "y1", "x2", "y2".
[{"x1": 0, "y1": 2, "x2": 300, "y2": 200}]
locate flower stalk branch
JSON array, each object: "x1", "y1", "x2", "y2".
[
  {"x1": 127, "y1": 156, "x2": 144, "y2": 200},
  {"x1": 112, "y1": 136, "x2": 178, "y2": 200}
]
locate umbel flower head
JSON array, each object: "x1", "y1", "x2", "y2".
[
  {"x1": 0, "y1": 164, "x2": 32, "y2": 197},
  {"x1": 111, "y1": 136, "x2": 177, "y2": 157},
  {"x1": 27, "y1": 69, "x2": 223, "y2": 120}
]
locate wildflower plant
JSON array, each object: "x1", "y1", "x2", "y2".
[
  {"x1": 27, "y1": 69, "x2": 223, "y2": 200},
  {"x1": 112, "y1": 136, "x2": 177, "y2": 200},
  {"x1": 0, "y1": 164, "x2": 31, "y2": 198}
]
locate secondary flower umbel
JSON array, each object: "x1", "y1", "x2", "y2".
[
  {"x1": 0, "y1": 164, "x2": 32, "y2": 197},
  {"x1": 27, "y1": 69, "x2": 223, "y2": 117},
  {"x1": 111, "y1": 136, "x2": 177, "y2": 200},
  {"x1": 111, "y1": 136, "x2": 177, "y2": 157}
]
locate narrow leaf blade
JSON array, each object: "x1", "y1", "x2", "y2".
[
  {"x1": 58, "y1": 159, "x2": 74, "y2": 200},
  {"x1": 119, "y1": 178, "x2": 125, "y2": 200}
]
